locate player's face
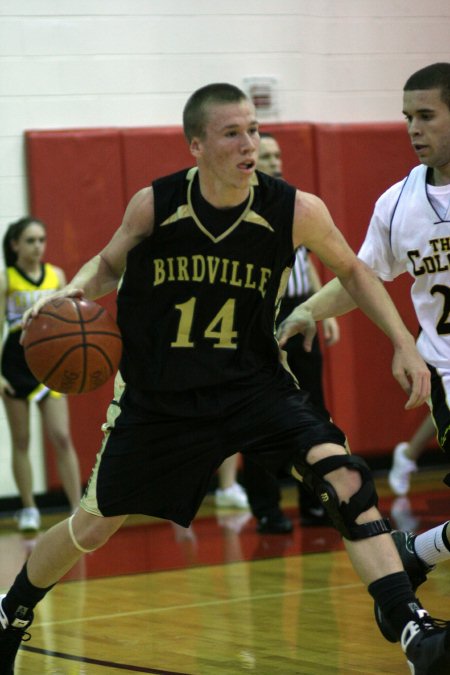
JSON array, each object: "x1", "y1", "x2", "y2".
[
  {"x1": 403, "y1": 88, "x2": 450, "y2": 181},
  {"x1": 13, "y1": 223, "x2": 47, "y2": 265},
  {"x1": 257, "y1": 137, "x2": 283, "y2": 178},
  {"x1": 190, "y1": 99, "x2": 260, "y2": 199}
]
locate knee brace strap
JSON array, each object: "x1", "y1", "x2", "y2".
[
  {"x1": 68, "y1": 514, "x2": 96, "y2": 554},
  {"x1": 295, "y1": 454, "x2": 391, "y2": 541}
]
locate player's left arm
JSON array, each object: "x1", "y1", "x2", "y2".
[{"x1": 285, "y1": 190, "x2": 430, "y2": 409}]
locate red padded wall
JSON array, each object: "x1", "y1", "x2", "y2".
[
  {"x1": 25, "y1": 121, "x2": 433, "y2": 494},
  {"x1": 259, "y1": 123, "x2": 317, "y2": 193},
  {"x1": 121, "y1": 126, "x2": 193, "y2": 199},
  {"x1": 313, "y1": 122, "x2": 430, "y2": 456},
  {"x1": 26, "y1": 129, "x2": 127, "y2": 487}
]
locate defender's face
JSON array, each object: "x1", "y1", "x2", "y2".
[
  {"x1": 257, "y1": 137, "x2": 282, "y2": 178},
  {"x1": 13, "y1": 223, "x2": 47, "y2": 264},
  {"x1": 190, "y1": 99, "x2": 260, "y2": 191},
  {"x1": 403, "y1": 88, "x2": 450, "y2": 175}
]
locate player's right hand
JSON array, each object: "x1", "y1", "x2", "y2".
[{"x1": 20, "y1": 288, "x2": 85, "y2": 340}]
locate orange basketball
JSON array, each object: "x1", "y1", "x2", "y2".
[{"x1": 22, "y1": 297, "x2": 122, "y2": 394}]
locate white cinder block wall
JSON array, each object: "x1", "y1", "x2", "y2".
[{"x1": 0, "y1": 0, "x2": 449, "y2": 499}]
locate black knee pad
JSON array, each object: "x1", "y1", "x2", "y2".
[{"x1": 292, "y1": 454, "x2": 391, "y2": 540}]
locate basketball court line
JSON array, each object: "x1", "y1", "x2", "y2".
[
  {"x1": 21, "y1": 644, "x2": 192, "y2": 674},
  {"x1": 20, "y1": 577, "x2": 362, "y2": 673},
  {"x1": 30, "y1": 579, "x2": 363, "y2": 628}
]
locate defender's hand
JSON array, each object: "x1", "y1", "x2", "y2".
[{"x1": 277, "y1": 305, "x2": 318, "y2": 351}]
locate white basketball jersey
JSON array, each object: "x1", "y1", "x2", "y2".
[{"x1": 359, "y1": 164, "x2": 450, "y2": 369}]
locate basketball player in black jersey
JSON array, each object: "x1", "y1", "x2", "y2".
[{"x1": 1, "y1": 82, "x2": 448, "y2": 674}]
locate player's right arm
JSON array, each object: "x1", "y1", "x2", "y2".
[{"x1": 22, "y1": 187, "x2": 155, "y2": 326}]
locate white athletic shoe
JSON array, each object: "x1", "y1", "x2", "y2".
[
  {"x1": 390, "y1": 496, "x2": 419, "y2": 532},
  {"x1": 16, "y1": 507, "x2": 41, "y2": 532},
  {"x1": 388, "y1": 443, "x2": 418, "y2": 496},
  {"x1": 215, "y1": 482, "x2": 249, "y2": 509}
]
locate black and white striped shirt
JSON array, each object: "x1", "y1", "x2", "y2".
[{"x1": 284, "y1": 246, "x2": 311, "y2": 298}]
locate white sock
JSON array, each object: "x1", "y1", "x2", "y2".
[{"x1": 414, "y1": 521, "x2": 450, "y2": 567}]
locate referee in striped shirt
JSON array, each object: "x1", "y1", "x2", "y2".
[{"x1": 242, "y1": 132, "x2": 340, "y2": 534}]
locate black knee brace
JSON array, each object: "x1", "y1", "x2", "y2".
[{"x1": 292, "y1": 454, "x2": 391, "y2": 540}]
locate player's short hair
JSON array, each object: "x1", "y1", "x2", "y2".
[
  {"x1": 183, "y1": 83, "x2": 249, "y2": 142},
  {"x1": 404, "y1": 62, "x2": 450, "y2": 109}
]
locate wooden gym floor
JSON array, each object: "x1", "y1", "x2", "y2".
[{"x1": 0, "y1": 468, "x2": 449, "y2": 674}]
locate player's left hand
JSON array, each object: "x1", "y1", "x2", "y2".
[
  {"x1": 392, "y1": 342, "x2": 431, "y2": 409},
  {"x1": 277, "y1": 305, "x2": 317, "y2": 351}
]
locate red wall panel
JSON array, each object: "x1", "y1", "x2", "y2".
[
  {"x1": 26, "y1": 129, "x2": 127, "y2": 488},
  {"x1": 258, "y1": 123, "x2": 317, "y2": 194},
  {"x1": 121, "y1": 126, "x2": 193, "y2": 200},
  {"x1": 24, "y1": 121, "x2": 433, "y2": 494}
]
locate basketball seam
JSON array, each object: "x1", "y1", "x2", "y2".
[
  {"x1": 42, "y1": 344, "x2": 116, "y2": 394},
  {"x1": 24, "y1": 332, "x2": 121, "y2": 349},
  {"x1": 38, "y1": 306, "x2": 105, "y2": 324}
]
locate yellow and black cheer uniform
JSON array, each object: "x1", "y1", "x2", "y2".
[
  {"x1": 2, "y1": 263, "x2": 60, "y2": 400},
  {"x1": 82, "y1": 168, "x2": 346, "y2": 525}
]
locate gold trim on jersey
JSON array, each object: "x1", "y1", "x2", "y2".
[
  {"x1": 160, "y1": 205, "x2": 191, "y2": 227},
  {"x1": 81, "y1": 371, "x2": 126, "y2": 517},
  {"x1": 275, "y1": 265, "x2": 300, "y2": 386},
  {"x1": 159, "y1": 167, "x2": 273, "y2": 242},
  {"x1": 273, "y1": 265, "x2": 293, "y2": 328},
  {"x1": 245, "y1": 210, "x2": 274, "y2": 232}
]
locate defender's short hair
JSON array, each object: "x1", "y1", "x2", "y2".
[{"x1": 404, "y1": 62, "x2": 450, "y2": 109}]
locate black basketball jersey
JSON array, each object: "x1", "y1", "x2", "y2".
[{"x1": 116, "y1": 167, "x2": 296, "y2": 392}]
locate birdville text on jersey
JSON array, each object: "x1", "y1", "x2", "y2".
[{"x1": 153, "y1": 255, "x2": 273, "y2": 298}]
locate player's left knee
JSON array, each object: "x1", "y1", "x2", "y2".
[
  {"x1": 291, "y1": 454, "x2": 391, "y2": 541},
  {"x1": 68, "y1": 511, "x2": 122, "y2": 553}
]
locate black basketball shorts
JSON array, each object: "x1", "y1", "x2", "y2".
[
  {"x1": 81, "y1": 374, "x2": 346, "y2": 526},
  {"x1": 429, "y1": 364, "x2": 450, "y2": 453}
]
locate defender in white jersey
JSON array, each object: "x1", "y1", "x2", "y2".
[
  {"x1": 282, "y1": 63, "x2": 450, "y2": 662},
  {"x1": 360, "y1": 163, "x2": 450, "y2": 376}
]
